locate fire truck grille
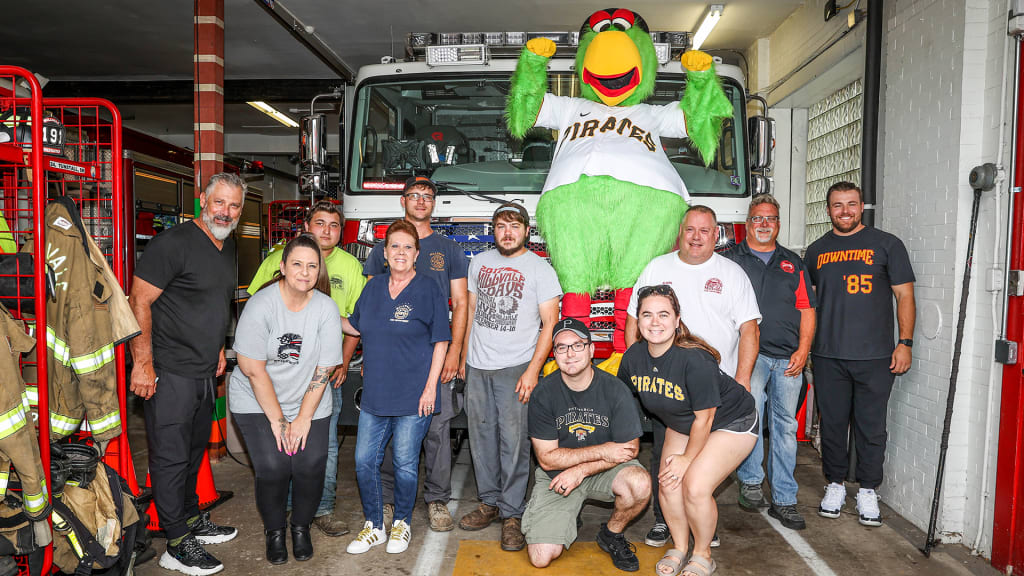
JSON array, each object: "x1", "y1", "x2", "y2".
[{"x1": 430, "y1": 222, "x2": 547, "y2": 257}]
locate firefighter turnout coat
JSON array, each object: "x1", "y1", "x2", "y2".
[
  {"x1": 0, "y1": 304, "x2": 48, "y2": 520},
  {"x1": 38, "y1": 198, "x2": 122, "y2": 442}
]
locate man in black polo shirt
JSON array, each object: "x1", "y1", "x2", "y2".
[
  {"x1": 130, "y1": 173, "x2": 245, "y2": 576},
  {"x1": 723, "y1": 194, "x2": 815, "y2": 531},
  {"x1": 803, "y1": 181, "x2": 916, "y2": 528}
]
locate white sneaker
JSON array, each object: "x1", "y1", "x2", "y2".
[
  {"x1": 346, "y1": 521, "x2": 386, "y2": 554},
  {"x1": 856, "y1": 488, "x2": 882, "y2": 526},
  {"x1": 819, "y1": 482, "x2": 846, "y2": 519},
  {"x1": 386, "y1": 519, "x2": 411, "y2": 554}
]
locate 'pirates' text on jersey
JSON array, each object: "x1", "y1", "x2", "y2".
[{"x1": 535, "y1": 93, "x2": 691, "y2": 199}]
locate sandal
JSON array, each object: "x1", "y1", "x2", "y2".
[
  {"x1": 681, "y1": 555, "x2": 717, "y2": 576},
  {"x1": 656, "y1": 548, "x2": 687, "y2": 576}
]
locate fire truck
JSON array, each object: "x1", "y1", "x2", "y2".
[{"x1": 330, "y1": 30, "x2": 774, "y2": 424}]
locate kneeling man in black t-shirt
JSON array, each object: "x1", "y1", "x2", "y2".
[{"x1": 522, "y1": 319, "x2": 650, "y2": 572}]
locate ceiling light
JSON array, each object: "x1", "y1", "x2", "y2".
[
  {"x1": 246, "y1": 101, "x2": 299, "y2": 128},
  {"x1": 691, "y1": 4, "x2": 724, "y2": 51}
]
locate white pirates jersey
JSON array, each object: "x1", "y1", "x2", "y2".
[{"x1": 535, "y1": 93, "x2": 691, "y2": 200}]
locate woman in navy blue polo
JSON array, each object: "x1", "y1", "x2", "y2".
[{"x1": 340, "y1": 220, "x2": 450, "y2": 556}]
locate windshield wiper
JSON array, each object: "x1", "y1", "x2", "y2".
[{"x1": 434, "y1": 181, "x2": 509, "y2": 205}]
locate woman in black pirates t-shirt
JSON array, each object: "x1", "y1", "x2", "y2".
[{"x1": 617, "y1": 285, "x2": 756, "y2": 576}]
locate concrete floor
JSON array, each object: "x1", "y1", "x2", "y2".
[{"x1": 124, "y1": 405, "x2": 1000, "y2": 576}]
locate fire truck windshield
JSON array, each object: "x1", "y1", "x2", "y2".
[{"x1": 349, "y1": 72, "x2": 747, "y2": 197}]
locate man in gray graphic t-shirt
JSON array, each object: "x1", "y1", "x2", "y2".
[{"x1": 457, "y1": 202, "x2": 562, "y2": 553}]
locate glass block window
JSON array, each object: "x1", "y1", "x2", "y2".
[{"x1": 805, "y1": 79, "x2": 862, "y2": 243}]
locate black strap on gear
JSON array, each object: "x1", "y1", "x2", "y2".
[{"x1": 51, "y1": 464, "x2": 128, "y2": 575}]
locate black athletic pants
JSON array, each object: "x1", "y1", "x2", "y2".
[
  {"x1": 144, "y1": 369, "x2": 216, "y2": 541},
  {"x1": 811, "y1": 355, "x2": 896, "y2": 490},
  {"x1": 234, "y1": 413, "x2": 330, "y2": 531}
]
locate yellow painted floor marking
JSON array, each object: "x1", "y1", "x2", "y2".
[{"x1": 454, "y1": 540, "x2": 684, "y2": 576}]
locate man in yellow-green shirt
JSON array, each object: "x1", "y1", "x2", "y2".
[{"x1": 247, "y1": 200, "x2": 365, "y2": 537}]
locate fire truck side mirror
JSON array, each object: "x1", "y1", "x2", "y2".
[
  {"x1": 750, "y1": 174, "x2": 773, "y2": 196},
  {"x1": 748, "y1": 115, "x2": 775, "y2": 173}
]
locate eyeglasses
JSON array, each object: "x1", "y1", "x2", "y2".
[
  {"x1": 553, "y1": 341, "x2": 589, "y2": 354},
  {"x1": 637, "y1": 284, "x2": 675, "y2": 298},
  {"x1": 748, "y1": 215, "x2": 780, "y2": 224},
  {"x1": 404, "y1": 193, "x2": 435, "y2": 202}
]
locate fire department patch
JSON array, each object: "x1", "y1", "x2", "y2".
[
  {"x1": 430, "y1": 252, "x2": 445, "y2": 271},
  {"x1": 393, "y1": 304, "x2": 413, "y2": 321},
  {"x1": 704, "y1": 278, "x2": 723, "y2": 294},
  {"x1": 780, "y1": 260, "x2": 795, "y2": 273}
]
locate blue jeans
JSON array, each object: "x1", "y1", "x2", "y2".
[
  {"x1": 316, "y1": 384, "x2": 344, "y2": 516},
  {"x1": 736, "y1": 354, "x2": 802, "y2": 506},
  {"x1": 354, "y1": 411, "x2": 432, "y2": 529}
]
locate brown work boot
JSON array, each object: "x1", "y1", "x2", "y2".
[
  {"x1": 382, "y1": 503, "x2": 394, "y2": 534},
  {"x1": 500, "y1": 517, "x2": 525, "y2": 551},
  {"x1": 427, "y1": 501, "x2": 455, "y2": 532},
  {"x1": 313, "y1": 513, "x2": 350, "y2": 537},
  {"x1": 458, "y1": 503, "x2": 499, "y2": 531}
]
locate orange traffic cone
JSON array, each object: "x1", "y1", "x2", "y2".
[
  {"x1": 195, "y1": 449, "x2": 223, "y2": 509},
  {"x1": 144, "y1": 473, "x2": 161, "y2": 531},
  {"x1": 143, "y1": 448, "x2": 233, "y2": 534},
  {"x1": 102, "y1": 435, "x2": 140, "y2": 496}
]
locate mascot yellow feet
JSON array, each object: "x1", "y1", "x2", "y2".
[{"x1": 596, "y1": 352, "x2": 623, "y2": 376}]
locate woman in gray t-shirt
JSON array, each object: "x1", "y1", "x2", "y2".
[{"x1": 229, "y1": 234, "x2": 343, "y2": 564}]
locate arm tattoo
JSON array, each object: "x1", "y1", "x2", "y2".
[
  {"x1": 306, "y1": 366, "x2": 331, "y2": 394},
  {"x1": 278, "y1": 417, "x2": 287, "y2": 436}
]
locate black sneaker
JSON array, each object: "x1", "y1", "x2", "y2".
[
  {"x1": 644, "y1": 522, "x2": 669, "y2": 547},
  {"x1": 738, "y1": 483, "x2": 769, "y2": 511},
  {"x1": 596, "y1": 524, "x2": 639, "y2": 572},
  {"x1": 189, "y1": 511, "x2": 238, "y2": 545},
  {"x1": 768, "y1": 504, "x2": 807, "y2": 530},
  {"x1": 159, "y1": 534, "x2": 224, "y2": 576}
]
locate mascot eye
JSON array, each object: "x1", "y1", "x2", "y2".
[
  {"x1": 612, "y1": 17, "x2": 633, "y2": 30},
  {"x1": 591, "y1": 17, "x2": 613, "y2": 33}
]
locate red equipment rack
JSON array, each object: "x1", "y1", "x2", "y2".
[
  {"x1": 266, "y1": 199, "x2": 340, "y2": 250},
  {"x1": 0, "y1": 66, "x2": 131, "y2": 575}
]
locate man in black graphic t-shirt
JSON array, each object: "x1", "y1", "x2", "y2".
[
  {"x1": 803, "y1": 182, "x2": 916, "y2": 528},
  {"x1": 522, "y1": 319, "x2": 649, "y2": 572}
]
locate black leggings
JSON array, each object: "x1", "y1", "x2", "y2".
[{"x1": 233, "y1": 413, "x2": 330, "y2": 531}]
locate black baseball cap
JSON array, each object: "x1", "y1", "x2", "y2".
[
  {"x1": 404, "y1": 176, "x2": 438, "y2": 195},
  {"x1": 492, "y1": 202, "x2": 530, "y2": 225},
  {"x1": 552, "y1": 318, "x2": 591, "y2": 342}
]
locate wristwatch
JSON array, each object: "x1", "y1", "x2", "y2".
[{"x1": 898, "y1": 338, "x2": 914, "y2": 348}]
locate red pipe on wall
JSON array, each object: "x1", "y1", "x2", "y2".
[{"x1": 993, "y1": 39, "x2": 1024, "y2": 574}]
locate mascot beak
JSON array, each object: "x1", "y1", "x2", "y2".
[{"x1": 582, "y1": 30, "x2": 642, "y2": 106}]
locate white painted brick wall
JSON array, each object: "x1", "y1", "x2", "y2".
[
  {"x1": 746, "y1": 0, "x2": 1013, "y2": 557},
  {"x1": 881, "y1": 0, "x2": 1008, "y2": 553}
]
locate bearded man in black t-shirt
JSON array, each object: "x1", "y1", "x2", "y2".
[
  {"x1": 130, "y1": 173, "x2": 245, "y2": 575},
  {"x1": 522, "y1": 319, "x2": 649, "y2": 572},
  {"x1": 803, "y1": 181, "x2": 916, "y2": 528}
]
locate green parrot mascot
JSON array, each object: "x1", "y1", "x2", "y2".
[{"x1": 506, "y1": 7, "x2": 733, "y2": 373}]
